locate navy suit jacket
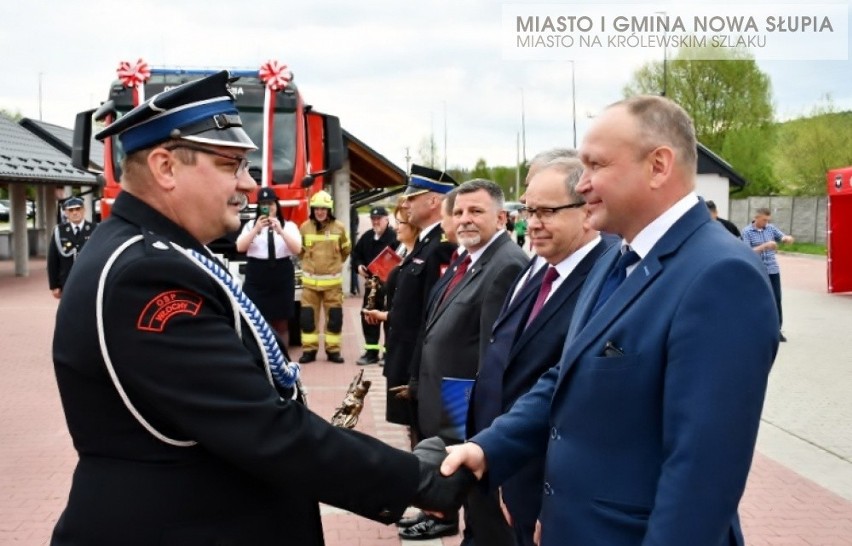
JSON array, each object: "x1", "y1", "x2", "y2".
[
  {"x1": 473, "y1": 201, "x2": 779, "y2": 546},
  {"x1": 469, "y1": 237, "x2": 610, "y2": 538}
]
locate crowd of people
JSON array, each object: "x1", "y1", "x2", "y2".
[{"x1": 48, "y1": 70, "x2": 787, "y2": 546}]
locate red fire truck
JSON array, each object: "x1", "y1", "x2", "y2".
[{"x1": 72, "y1": 58, "x2": 345, "y2": 260}]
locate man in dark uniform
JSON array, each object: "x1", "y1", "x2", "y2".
[
  {"x1": 352, "y1": 205, "x2": 398, "y2": 365},
  {"x1": 47, "y1": 197, "x2": 94, "y2": 299},
  {"x1": 382, "y1": 165, "x2": 458, "y2": 536},
  {"x1": 50, "y1": 71, "x2": 472, "y2": 546}
]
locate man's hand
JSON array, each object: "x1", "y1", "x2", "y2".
[
  {"x1": 406, "y1": 378, "x2": 419, "y2": 400},
  {"x1": 498, "y1": 487, "x2": 513, "y2": 526},
  {"x1": 411, "y1": 437, "x2": 476, "y2": 515},
  {"x1": 388, "y1": 384, "x2": 410, "y2": 399},
  {"x1": 358, "y1": 264, "x2": 369, "y2": 278},
  {"x1": 362, "y1": 309, "x2": 385, "y2": 325},
  {"x1": 51, "y1": 288, "x2": 62, "y2": 299},
  {"x1": 441, "y1": 442, "x2": 487, "y2": 480},
  {"x1": 755, "y1": 240, "x2": 777, "y2": 253}
]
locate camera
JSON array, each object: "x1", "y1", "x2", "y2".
[{"x1": 259, "y1": 204, "x2": 270, "y2": 216}]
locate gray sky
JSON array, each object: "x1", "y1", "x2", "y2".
[{"x1": 1, "y1": 0, "x2": 850, "y2": 172}]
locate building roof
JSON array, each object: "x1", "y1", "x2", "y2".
[
  {"x1": 697, "y1": 142, "x2": 747, "y2": 189},
  {"x1": 344, "y1": 129, "x2": 406, "y2": 191},
  {"x1": 19, "y1": 118, "x2": 105, "y2": 170},
  {"x1": 0, "y1": 115, "x2": 98, "y2": 186}
]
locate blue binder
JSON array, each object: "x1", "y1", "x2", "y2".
[{"x1": 441, "y1": 377, "x2": 475, "y2": 442}]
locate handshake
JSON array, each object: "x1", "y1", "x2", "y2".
[{"x1": 410, "y1": 437, "x2": 477, "y2": 514}]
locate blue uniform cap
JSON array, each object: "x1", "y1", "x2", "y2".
[
  {"x1": 96, "y1": 71, "x2": 256, "y2": 155},
  {"x1": 404, "y1": 164, "x2": 457, "y2": 197},
  {"x1": 63, "y1": 197, "x2": 84, "y2": 210}
]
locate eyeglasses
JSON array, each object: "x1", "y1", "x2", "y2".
[
  {"x1": 165, "y1": 143, "x2": 250, "y2": 178},
  {"x1": 519, "y1": 202, "x2": 585, "y2": 222}
]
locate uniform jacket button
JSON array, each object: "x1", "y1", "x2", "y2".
[{"x1": 543, "y1": 482, "x2": 553, "y2": 496}]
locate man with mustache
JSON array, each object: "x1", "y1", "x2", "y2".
[
  {"x1": 49, "y1": 71, "x2": 473, "y2": 546},
  {"x1": 405, "y1": 179, "x2": 527, "y2": 544}
]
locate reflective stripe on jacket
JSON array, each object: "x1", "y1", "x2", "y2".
[{"x1": 299, "y1": 219, "x2": 350, "y2": 277}]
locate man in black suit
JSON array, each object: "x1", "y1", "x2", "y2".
[
  {"x1": 50, "y1": 72, "x2": 472, "y2": 546},
  {"x1": 47, "y1": 197, "x2": 94, "y2": 299},
  {"x1": 469, "y1": 157, "x2": 611, "y2": 545},
  {"x1": 706, "y1": 200, "x2": 741, "y2": 237},
  {"x1": 404, "y1": 179, "x2": 528, "y2": 543}
]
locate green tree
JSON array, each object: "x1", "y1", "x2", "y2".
[
  {"x1": 624, "y1": 46, "x2": 776, "y2": 196},
  {"x1": 774, "y1": 97, "x2": 852, "y2": 195},
  {"x1": 470, "y1": 158, "x2": 491, "y2": 179},
  {"x1": 1, "y1": 108, "x2": 23, "y2": 121}
]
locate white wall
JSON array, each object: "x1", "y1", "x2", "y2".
[{"x1": 695, "y1": 174, "x2": 732, "y2": 217}]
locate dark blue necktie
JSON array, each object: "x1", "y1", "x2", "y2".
[{"x1": 592, "y1": 247, "x2": 640, "y2": 315}]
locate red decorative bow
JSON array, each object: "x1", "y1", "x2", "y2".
[
  {"x1": 259, "y1": 60, "x2": 292, "y2": 91},
  {"x1": 117, "y1": 59, "x2": 151, "y2": 88}
]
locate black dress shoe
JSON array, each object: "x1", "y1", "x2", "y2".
[
  {"x1": 327, "y1": 352, "x2": 345, "y2": 364},
  {"x1": 356, "y1": 352, "x2": 379, "y2": 366},
  {"x1": 397, "y1": 510, "x2": 427, "y2": 528},
  {"x1": 298, "y1": 351, "x2": 316, "y2": 364},
  {"x1": 398, "y1": 518, "x2": 459, "y2": 540}
]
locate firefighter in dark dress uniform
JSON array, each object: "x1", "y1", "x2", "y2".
[
  {"x1": 379, "y1": 166, "x2": 459, "y2": 537},
  {"x1": 47, "y1": 197, "x2": 94, "y2": 299},
  {"x1": 49, "y1": 71, "x2": 472, "y2": 546}
]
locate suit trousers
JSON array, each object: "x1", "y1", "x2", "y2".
[
  {"x1": 465, "y1": 485, "x2": 515, "y2": 546},
  {"x1": 768, "y1": 272, "x2": 783, "y2": 328},
  {"x1": 360, "y1": 284, "x2": 386, "y2": 353}
]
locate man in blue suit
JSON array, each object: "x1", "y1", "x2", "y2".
[
  {"x1": 443, "y1": 95, "x2": 778, "y2": 546},
  {"x1": 469, "y1": 156, "x2": 612, "y2": 545}
]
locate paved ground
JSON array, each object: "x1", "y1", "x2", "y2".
[{"x1": 1, "y1": 251, "x2": 851, "y2": 545}]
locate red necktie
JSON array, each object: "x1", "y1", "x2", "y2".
[
  {"x1": 439, "y1": 254, "x2": 471, "y2": 306},
  {"x1": 525, "y1": 266, "x2": 559, "y2": 327}
]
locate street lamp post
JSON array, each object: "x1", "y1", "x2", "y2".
[
  {"x1": 520, "y1": 88, "x2": 527, "y2": 167},
  {"x1": 656, "y1": 11, "x2": 668, "y2": 97},
  {"x1": 569, "y1": 60, "x2": 577, "y2": 148}
]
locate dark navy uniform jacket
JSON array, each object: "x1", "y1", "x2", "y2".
[
  {"x1": 382, "y1": 224, "x2": 455, "y2": 388},
  {"x1": 51, "y1": 191, "x2": 418, "y2": 546},
  {"x1": 47, "y1": 220, "x2": 94, "y2": 290}
]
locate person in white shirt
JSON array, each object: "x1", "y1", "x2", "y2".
[{"x1": 235, "y1": 187, "x2": 302, "y2": 340}]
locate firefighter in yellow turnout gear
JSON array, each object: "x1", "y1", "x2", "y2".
[{"x1": 298, "y1": 190, "x2": 351, "y2": 363}]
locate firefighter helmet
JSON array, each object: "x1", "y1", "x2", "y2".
[{"x1": 309, "y1": 190, "x2": 334, "y2": 209}]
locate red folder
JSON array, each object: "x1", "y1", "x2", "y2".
[{"x1": 366, "y1": 246, "x2": 402, "y2": 283}]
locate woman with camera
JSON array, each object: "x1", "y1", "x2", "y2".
[{"x1": 236, "y1": 187, "x2": 302, "y2": 341}]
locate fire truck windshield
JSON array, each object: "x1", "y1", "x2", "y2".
[
  {"x1": 109, "y1": 108, "x2": 297, "y2": 185},
  {"x1": 239, "y1": 108, "x2": 296, "y2": 183}
]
